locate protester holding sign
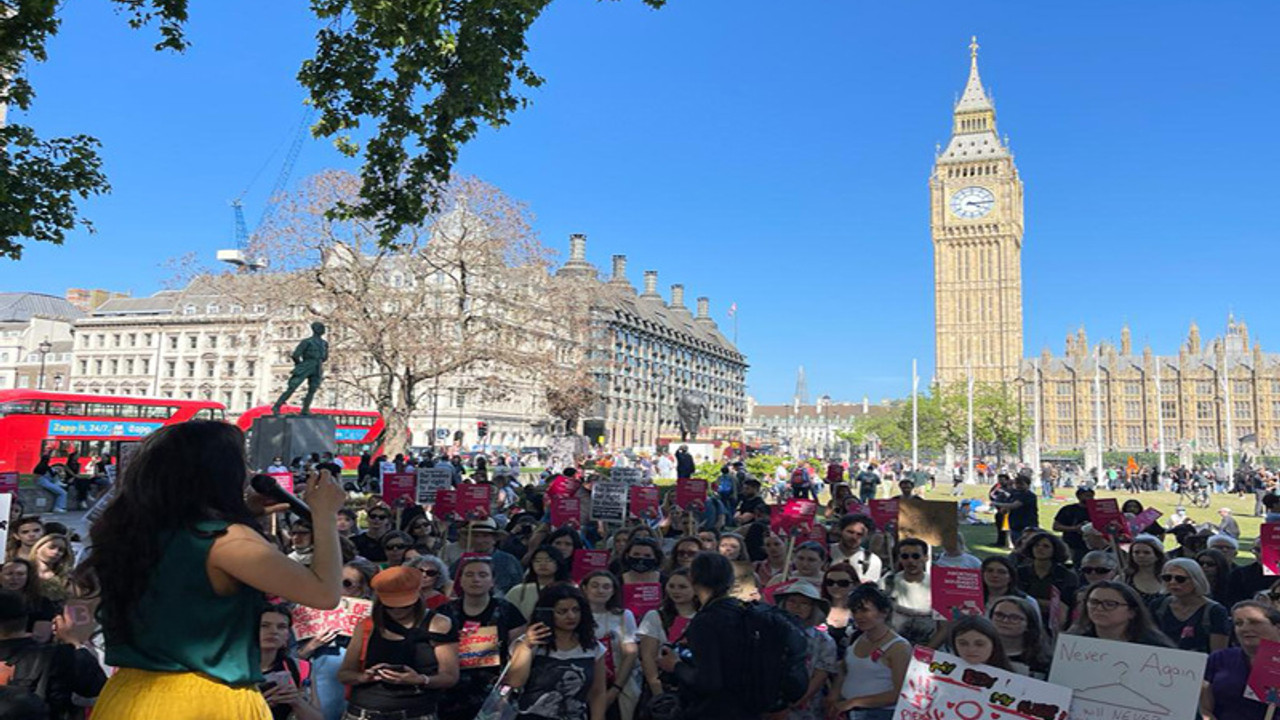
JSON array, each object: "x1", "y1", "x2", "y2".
[
  {"x1": 298, "y1": 561, "x2": 378, "y2": 720},
  {"x1": 582, "y1": 571, "x2": 641, "y2": 720},
  {"x1": 438, "y1": 556, "x2": 527, "y2": 720},
  {"x1": 1201, "y1": 600, "x2": 1280, "y2": 720}
]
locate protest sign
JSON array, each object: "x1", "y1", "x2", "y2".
[
  {"x1": 610, "y1": 467, "x2": 643, "y2": 486},
  {"x1": 930, "y1": 566, "x2": 984, "y2": 620},
  {"x1": 893, "y1": 646, "x2": 1073, "y2": 720},
  {"x1": 770, "y1": 499, "x2": 818, "y2": 537},
  {"x1": 897, "y1": 498, "x2": 958, "y2": 548},
  {"x1": 433, "y1": 489, "x2": 458, "y2": 521},
  {"x1": 550, "y1": 495, "x2": 583, "y2": 529},
  {"x1": 571, "y1": 549, "x2": 611, "y2": 583},
  {"x1": 1085, "y1": 498, "x2": 1129, "y2": 538},
  {"x1": 268, "y1": 471, "x2": 295, "y2": 495},
  {"x1": 1128, "y1": 507, "x2": 1162, "y2": 536},
  {"x1": 842, "y1": 497, "x2": 865, "y2": 516},
  {"x1": 868, "y1": 498, "x2": 899, "y2": 532},
  {"x1": 0, "y1": 472, "x2": 16, "y2": 494},
  {"x1": 458, "y1": 622, "x2": 502, "y2": 669},
  {"x1": 381, "y1": 472, "x2": 416, "y2": 507},
  {"x1": 674, "y1": 479, "x2": 708, "y2": 513},
  {"x1": 1262, "y1": 523, "x2": 1280, "y2": 576},
  {"x1": 1049, "y1": 633, "x2": 1207, "y2": 720},
  {"x1": 1247, "y1": 638, "x2": 1280, "y2": 704},
  {"x1": 629, "y1": 485, "x2": 660, "y2": 521},
  {"x1": 292, "y1": 597, "x2": 374, "y2": 640},
  {"x1": 591, "y1": 481, "x2": 628, "y2": 523},
  {"x1": 457, "y1": 484, "x2": 492, "y2": 521},
  {"x1": 623, "y1": 582, "x2": 662, "y2": 619},
  {"x1": 416, "y1": 467, "x2": 453, "y2": 504}
]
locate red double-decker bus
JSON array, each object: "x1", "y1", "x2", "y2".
[
  {"x1": 235, "y1": 405, "x2": 385, "y2": 470},
  {"x1": 0, "y1": 390, "x2": 226, "y2": 476}
]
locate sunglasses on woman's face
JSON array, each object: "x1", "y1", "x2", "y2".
[
  {"x1": 368, "y1": 514, "x2": 391, "y2": 521},
  {"x1": 385, "y1": 544, "x2": 409, "y2": 552},
  {"x1": 1160, "y1": 574, "x2": 1191, "y2": 584},
  {"x1": 342, "y1": 579, "x2": 360, "y2": 588},
  {"x1": 825, "y1": 578, "x2": 854, "y2": 588},
  {"x1": 1080, "y1": 567, "x2": 1112, "y2": 575},
  {"x1": 420, "y1": 568, "x2": 440, "y2": 577}
]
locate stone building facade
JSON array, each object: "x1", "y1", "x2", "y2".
[
  {"x1": 749, "y1": 396, "x2": 887, "y2": 458},
  {"x1": 0, "y1": 293, "x2": 80, "y2": 391}
]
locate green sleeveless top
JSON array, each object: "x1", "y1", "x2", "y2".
[{"x1": 104, "y1": 520, "x2": 265, "y2": 686}]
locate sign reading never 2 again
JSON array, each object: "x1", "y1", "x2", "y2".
[{"x1": 47, "y1": 420, "x2": 165, "y2": 438}]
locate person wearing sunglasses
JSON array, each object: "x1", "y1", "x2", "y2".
[
  {"x1": 404, "y1": 555, "x2": 451, "y2": 610},
  {"x1": 877, "y1": 538, "x2": 937, "y2": 646},
  {"x1": 1066, "y1": 581, "x2": 1173, "y2": 647},
  {"x1": 669, "y1": 537, "x2": 703, "y2": 573},
  {"x1": 1202, "y1": 600, "x2": 1280, "y2": 720},
  {"x1": 406, "y1": 517, "x2": 443, "y2": 557},
  {"x1": 1149, "y1": 558, "x2": 1229, "y2": 653},
  {"x1": 1194, "y1": 548, "x2": 1232, "y2": 602},
  {"x1": 380, "y1": 531, "x2": 414, "y2": 568},
  {"x1": 437, "y1": 556, "x2": 527, "y2": 720},
  {"x1": 820, "y1": 562, "x2": 859, "y2": 655},
  {"x1": 352, "y1": 505, "x2": 393, "y2": 563},
  {"x1": 297, "y1": 561, "x2": 377, "y2": 720}
]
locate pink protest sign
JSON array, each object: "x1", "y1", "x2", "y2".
[
  {"x1": 433, "y1": 489, "x2": 458, "y2": 521},
  {"x1": 1262, "y1": 523, "x2": 1280, "y2": 576},
  {"x1": 292, "y1": 597, "x2": 374, "y2": 640},
  {"x1": 868, "y1": 498, "x2": 899, "y2": 532},
  {"x1": 550, "y1": 495, "x2": 583, "y2": 529},
  {"x1": 1247, "y1": 638, "x2": 1280, "y2": 704},
  {"x1": 457, "y1": 484, "x2": 492, "y2": 521},
  {"x1": 930, "y1": 566, "x2": 984, "y2": 620},
  {"x1": 268, "y1": 471, "x2": 295, "y2": 495},
  {"x1": 1127, "y1": 507, "x2": 1162, "y2": 536},
  {"x1": 629, "y1": 485, "x2": 660, "y2": 520},
  {"x1": 623, "y1": 582, "x2": 662, "y2": 619},
  {"x1": 381, "y1": 472, "x2": 416, "y2": 507},
  {"x1": 770, "y1": 499, "x2": 818, "y2": 537},
  {"x1": 571, "y1": 549, "x2": 611, "y2": 583},
  {"x1": 1086, "y1": 498, "x2": 1129, "y2": 538},
  {"x1": 842, "y1": 497, "x2": 865, "y2": 516},
  {"x1": 0, "y1": 472, "x2": 16, "y2": 494},
  {"x1": 674, "y1": 479, "x2": 708, "y2": 513}
]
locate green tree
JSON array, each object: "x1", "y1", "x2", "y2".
[
  {"x1": 2, "y1": 0, "x2": 666, "y2": 258},
  {"x1": 838, "y1": 410, "x2": 910, "y2": 454}
]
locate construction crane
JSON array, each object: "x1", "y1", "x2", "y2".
[{"x1": 218, "y1": 107, "x2": 314, "y2": 271}]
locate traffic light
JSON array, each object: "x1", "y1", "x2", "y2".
[{"x1": 477, "y1": 421, "x2": 489, "y2": 438}]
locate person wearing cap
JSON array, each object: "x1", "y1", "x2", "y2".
[
  {"x1": 85, "y1": 421, "x2": 347, "y2": 720},
  {"x1": 1052, "y1": 486, "x2": 1095, "y2": 567},
  {"x1": 337, "y1": 566, "x2": 460, "y2": 719},
  {"x1": 773, "y1": 580, "x2": 838, "y2": 720},
  {"x1": 444, "y1": 518, "x2": 523, "y2": 593}
]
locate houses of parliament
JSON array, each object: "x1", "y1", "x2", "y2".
[{"x1": 933, "y1": 39, "x2": 1279, "y2": 461}]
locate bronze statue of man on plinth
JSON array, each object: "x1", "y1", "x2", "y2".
[{"x1": 272, "y1": 322, "x2": 329, "y2": 415}]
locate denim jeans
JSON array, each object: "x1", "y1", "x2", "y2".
[{"x1": 36, "y1": 474, "x2": 67, "y2": 512}]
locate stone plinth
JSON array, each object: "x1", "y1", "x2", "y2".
[{"x1": 248, "y1": 414, "x2": 338, "y2": 471}]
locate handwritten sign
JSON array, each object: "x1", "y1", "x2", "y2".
[
  {"x1": 1262, "y1": 523, "x2": 1280, "y2": 576},
  {"x1": 869, "y1": 498, "x2": 900, "y2": 532},
  {"x1": 1086, "y1": 498, "x2": 1129, "y2": 539},
  {"x1": 930, "y1": 566, "x2": 984, "y2": 620},
  {"x1": 610, "y1": 467, "x2": 643, "y2": 486},
  {"x1": 629, "y1": 485, "x2": 660, "y2": 521},
  {"x1": 1127, "y1": 507, "x2": 1162, "y2": 536},
  {"x1": 591, "y1": 481, "x2": 628, "y2": 523},
  {"x1": 458, "y1": 622, "x2": 502, "y2": 669},
  {"x1": 268, "y1": 471, "x2": 295, "y2": 495},
  {"x1": 417, "y1": 467, "x2": 453, "y2": 504},
  {"x1": 1049, "y1": 634, "x2": 1206, "y2": 720},
  {"x1": 381, "y1": 472, "x2": 416, "y2": 507},
  {"x1": 292, "y1": 597, "x2": 374, "y2": 640},
  {"x1": 674, "y1": 478, "x2": 708, "y2": 513},
  {"x1": 893, "y1": 646, "x2": 1073, "y2": 720},
  {"x1": 457, "y1": 484, "x2": 492, "y2": 521},
  {"x1": 623, "y1": 582, "x2": 662, "y2": 620},
  {"x1": 0, "y1": 473, "x2": 16, "y2": 494},
  {"x1": 550, "y1": 495, "x2": 582, "y2": 529},
  {"x1": 571, "y1": 549, "x2": 611, "y2": 583},
  {"x1": 1247, "y1": 638, "x2": 1280, "y2": 704}
]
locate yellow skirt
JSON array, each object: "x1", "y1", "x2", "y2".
[{"x1": 93, "y1": 668, "x2": 272, "y2": 720}]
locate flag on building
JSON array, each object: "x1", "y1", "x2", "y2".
[{"x1": 728, "y1": 302, "x2": 737, "y2": 317}]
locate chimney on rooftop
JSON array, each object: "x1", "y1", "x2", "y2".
[
  {"x1": 569, "y1": 234, "x2": 587, "y2": 263},
  {"x1": 696, "y1": 297, "x2": 709, "y2": 319},
  {"x1": 643, "y1": 270, "x2": 659, "y2": 297},
  {"x1": 670, "y1": 284, "x2": 685, "y2": 309},
  {"x1": 611, "y1": 255, "x2": 627, "y2": 282}
]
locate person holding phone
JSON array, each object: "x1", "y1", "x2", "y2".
[
  {"x1": 338, "y1": 566, "x2": 460, "y2": 720},
  {"x1": 508, "y1": 584, "x2": 608, "y2": 720},
  {"x1": 258, "y1": 604, "x2": 323, "y2": 720},
  {"x1": 85, "y1": 420, "x2": 347, "y2": 720}
]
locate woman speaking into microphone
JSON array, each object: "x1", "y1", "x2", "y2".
[{"x1": 84, "y1": 420, "x2": 346, "y2": 719}]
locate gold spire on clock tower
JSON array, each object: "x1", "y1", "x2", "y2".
[{"x1": 931, "y1": 37, "x2": 1024, "y2": 386}]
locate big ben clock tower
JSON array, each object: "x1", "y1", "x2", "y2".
[{"x1": 932, "y1": 37, "x2": 1024, "y2": 386}]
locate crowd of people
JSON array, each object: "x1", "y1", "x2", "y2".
[{"x1": 6, "y1": 424, "x2": 1280, "y2": 720}]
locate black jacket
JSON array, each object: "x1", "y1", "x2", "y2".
[
  {"x1": 675, "y1": 451, "x2": 696, "y2": 480},
  {"x1": 671, "y1": 597, "x2": 760, "y2": 720},
  {"x1": 0, "y1": 637, "x2": 92, "y2": 720}
]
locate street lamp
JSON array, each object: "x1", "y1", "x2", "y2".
[
  {"x1": 53, "y1": 374, "x2": 63, "y2": 391},
  {"x1": 36, "y1": 339, "x2": 52, "y2": 390}
]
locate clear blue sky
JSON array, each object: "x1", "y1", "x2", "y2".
[{"x1": 5, "y1": 1, "x2": 1280, "y2": 405}]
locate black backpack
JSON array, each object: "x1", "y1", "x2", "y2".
[{"x1": 739, "y1": 600, "x2": 809, "y2": 713}]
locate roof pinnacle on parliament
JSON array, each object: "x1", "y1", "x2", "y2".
[{"x1": 956, "y1": 35, "x2": 993, "y2": 114}]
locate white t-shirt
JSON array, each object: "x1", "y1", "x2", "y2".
[
  {"x1": 636, "y1": 609, "x2": 694, "y2": 645},
  {"x1": 831, "y1": 547, "x2": 883, "y2": 583},
  {"x1": 934, "y1": 552, "x2": 982, "y2": 569},
  {"x1": 594, "y1": 610, "x2": 639, "y2": 691}
]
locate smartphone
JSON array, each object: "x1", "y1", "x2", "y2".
[
  {"x1": 532, "y1": 608, "x2": 555, "y2": 629},
  {"x1": 257, "y1": 681, "x2": 278, "y2": 693},
  {"x1": 379, "y1": 664, "x2": 410, "y2": 674}
]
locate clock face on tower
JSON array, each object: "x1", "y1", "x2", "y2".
[{"x1": 949, "y1": 186, "x2": 995, "y2": 219}]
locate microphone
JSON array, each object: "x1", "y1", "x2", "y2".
[{"x1": 250, "y1": 473, "x2": 312, "y2": 523}]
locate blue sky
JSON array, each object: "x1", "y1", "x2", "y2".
[{"x1": 5, "y1": 1, "x2": 1280, "y2": 405}]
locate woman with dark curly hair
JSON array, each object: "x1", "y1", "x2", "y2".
[
  {"x1": 1015, "y1": 531, "x2": 1080, "y2": 630},
  {"x1": 508, "y1": 583, "x2": 607, "y2": 720},
  {"x1": 85, "y1": 420, "x2": 346, "y2": 720}
]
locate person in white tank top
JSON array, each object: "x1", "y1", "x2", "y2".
[{"x1": 827, "y1": 584, "x2": 911, "y2": 720}]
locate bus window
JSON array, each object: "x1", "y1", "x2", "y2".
[
  {"x1": 0, "y1": 401, "x2": 33, "y2": 416},
  {"x1": 194, "y1": 408, "x2": 222, "y2": 420},
  {"x1": 138, "y1": 405, "x2": 172, "y2": 419}
]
